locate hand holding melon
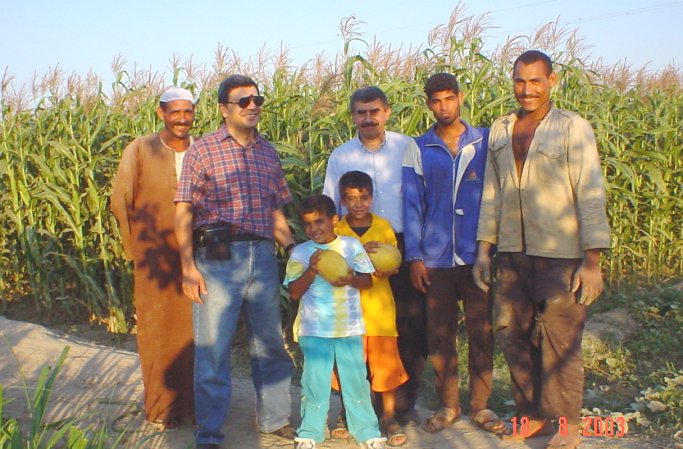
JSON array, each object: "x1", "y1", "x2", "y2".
[
  {"x1": 314, "y1": 249, "x2": 352, "y2": 284},
  {"x1": 365, "y1": 242, "x2": 402, "y2": 277}
]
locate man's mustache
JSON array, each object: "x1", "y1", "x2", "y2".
[{"x1": 361, "y1": 120, "x2": 379, "y2": 128}]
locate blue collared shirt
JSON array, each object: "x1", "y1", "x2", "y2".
[{"x1": 323, "y1": 131, "x2": 418, "y2": 233}]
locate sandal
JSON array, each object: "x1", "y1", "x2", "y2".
[
  {"x1": 330, "y1": 415, "x2": 350, "y2": 439},
  {"x1": 151, "y1": 419, "x2": 179, "y2": 431},
  {"x1": 499, "y1": 418, "x2": 554, "y2": 441},
  {"x1": 545, "y1": 429, "x2": 581, "y2": 449},
  {"x1": 383, "y1": 419, "x2": 407, "y2": 446},
  {"x1": 471, "y1": 409, "x2": 505, "y2": 434},
  {"x1": 422, "y1": 407, "x2": 461, "y2": 433}
]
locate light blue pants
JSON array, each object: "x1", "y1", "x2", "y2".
[{"x1": 297, "y1": 335, "x2": 381, "y2": 443}]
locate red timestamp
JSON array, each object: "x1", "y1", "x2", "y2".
[
  {"x1": 578, "y1": 416, "x2": 628, "y2": 437},
  {"x1": 510, "y1": 416, "x2": 628, "y2": 438}
]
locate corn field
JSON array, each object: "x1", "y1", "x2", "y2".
[{"x1": 1, "y1": 9, "x2": 681, "y2": 331}]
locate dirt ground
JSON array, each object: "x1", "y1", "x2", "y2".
[{"x1": 0, "y1": 315, "x2": 665, "y2": 449}]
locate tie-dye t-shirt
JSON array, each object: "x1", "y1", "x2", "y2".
[{"x1": 283, "y1": 235, "x2": 374, "y2": 338}]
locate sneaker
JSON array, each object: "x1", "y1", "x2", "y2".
[
  {"x1": 294, "y1": 437, "x2": 316, "y2": 449},
  {"x1": 359, "y1": 437, "x2": 387, "y2": 449}
]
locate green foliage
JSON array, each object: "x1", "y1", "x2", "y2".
[
  {"x1": 581, "y1": 283, "x2": 683, "y2": 438},
  {"x1": 0, "y1": 9, "x2": 681, "y2": 331},
  {"x1": 0, "y1": 346, "x2": 138, "y2": 449}
]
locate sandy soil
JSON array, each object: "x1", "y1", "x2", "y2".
[{"x1": 0, "y1": 316, "x2": 661, "y2": 449}]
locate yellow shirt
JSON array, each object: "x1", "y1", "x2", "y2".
[{"x1": 336, "y1": 214, "x2": 398, "y2": 336}]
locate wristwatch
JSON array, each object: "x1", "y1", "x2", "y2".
[{"x1": 285, "y1": 243, "x2": 296, "y2": 255}]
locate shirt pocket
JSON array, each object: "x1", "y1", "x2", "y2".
[
  {"x1": 536, "y1": 142, "x2": 566, "y2": 159},
  {"x1": 489, "y1": 140, "x2": 507, "y2": 166},
  {"x1": 489, "y1": 140, "x2": 506, "y2": 153}
]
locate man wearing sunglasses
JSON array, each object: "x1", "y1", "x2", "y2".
[{"x1": 175, "y1": 75, "x2": 296, "y2": 449}]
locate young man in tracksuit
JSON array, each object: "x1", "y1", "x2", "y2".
[{"x1": 402, "y1": 73, "x2": 502, "y2": 434}]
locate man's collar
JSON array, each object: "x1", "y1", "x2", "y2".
[
  {"x1": 513, "y1": 101, "x2": 555, "y2": 121},
  {"x1": 219, "y1": 124, "x2": 262, "y2": 145},
  {"x1": 355, "y1": 131, "x2": 387, "y2": 152},
  {"x1": 425, "y1": 120, "x2": 481, "y2": 145}
]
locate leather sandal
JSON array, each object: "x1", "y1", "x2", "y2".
[
  {"x1": 422, "y1": 407, "x2": 461, "y2": 433},
  {"x1": 471, "y1": 409, "x2": 505, "y2": 434},
  {"x1": 330, "y1": 414, "x2": 350, "y2": 439},
  {"x1": 383, "y1": 419, "x2": 407, "y2": 446}
]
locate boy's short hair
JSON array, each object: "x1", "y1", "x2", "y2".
[
  {"x1": 299, "y1": 194, "x2": 337, "y2": 218},
  {"x1": 339, "y1": 170, "x2": 374, "y2": 197}
]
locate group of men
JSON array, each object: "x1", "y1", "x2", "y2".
[{"x1": 111, "y1": 49, "x2": 610, "y2": 449}]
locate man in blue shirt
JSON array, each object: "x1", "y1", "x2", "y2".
[
  {"x1": 323, "y1": 86, "x2": 427, "y2": 427},
  {"x1": 402, "y1": 73, "x2": 502, "y2": 434}
]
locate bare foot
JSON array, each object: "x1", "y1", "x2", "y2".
[
  {"x1": 546, "y1": 425, "x2": 581, "y2": 449},
  {"x1": 500, "y1": 418, "x2": 555, "y2": 440}
]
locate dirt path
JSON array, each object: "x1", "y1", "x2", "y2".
[{"x1": 0, "y1": 316, "x2": 659, "y2": 449}]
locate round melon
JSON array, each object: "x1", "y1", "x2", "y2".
[
  {"x1": 317, "y1": 249, "x2": 349, "y2": 283},
  {"x1": 369, "y1": 243, "x2": 402, "y2": 272}
]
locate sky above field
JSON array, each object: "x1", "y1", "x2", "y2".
[{"x1": 1, "y1": 0, "x2": 682, "y2": 92}]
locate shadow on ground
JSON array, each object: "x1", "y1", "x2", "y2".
[{"x1": 0, "y1": 316, "x2": 656, "y2": 449}]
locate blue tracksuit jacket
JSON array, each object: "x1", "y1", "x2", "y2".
[{"x1": 402, "y1": 122, "x2": 489, "y2": 267}]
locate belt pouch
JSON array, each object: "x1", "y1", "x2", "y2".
[
  {"x1": 200, "y1": 225, "x2": 232, "y2": 260},
  {"x1": 206, "y1": 241, "x2": 231, "y2": 260}
]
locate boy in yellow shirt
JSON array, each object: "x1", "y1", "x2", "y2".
[{"x1": 334, "y1": 170, "x2": 409, "y2": 446}]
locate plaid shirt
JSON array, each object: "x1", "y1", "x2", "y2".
[{"x1": 175, "y1": 125, "x2": 291, "y2": 239}]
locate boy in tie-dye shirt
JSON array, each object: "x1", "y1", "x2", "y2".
[{"x1": 284, "y1": 194, "x2": 386, "y2": 449}]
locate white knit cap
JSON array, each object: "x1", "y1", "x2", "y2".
[{"x1": 159, "y1": 86, "x2": 195, "y2": 104}]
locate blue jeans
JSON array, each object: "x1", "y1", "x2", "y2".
[
  {"x1": 193, "y1": 240, "x2": 293, "y2": 445},
  {"x1": 298, "y1": 335, "x2": 381, "y2": 443}
]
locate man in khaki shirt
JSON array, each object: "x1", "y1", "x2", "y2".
[{"x1": 473, "y1": 51, "x2": 610, "y2": 449}]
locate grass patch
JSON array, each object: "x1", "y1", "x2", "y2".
[
  {"x1": 582, "y1": 281, "x2": 683, "y2": 438},
  {"x1": 0, "y1": 347, "x2": 137, "y2": 449},
  {"x1": 405, "y1": 281, "x2": 682, "y2": 441}
]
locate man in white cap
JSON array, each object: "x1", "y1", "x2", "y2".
[{"x1": 111, "y1": 86, "x2": 197, "y2": 430}]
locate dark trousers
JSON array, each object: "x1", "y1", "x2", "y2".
[
  {"x1": 425, "y1": 267, "x2": 494, "y2": 412},
  {"x1": 494, "y1": 253, "x2": 587, "y2": 424},
  {"x1": 391, "y1": 234, "x2": 428, "y2": 414}
]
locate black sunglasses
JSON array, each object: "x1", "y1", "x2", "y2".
[{"x1": 225, "y1": 95, "x2": 264, "y2": 108}]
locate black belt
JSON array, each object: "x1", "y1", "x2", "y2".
[
  {"x1": 231, "y1": 233, "x2": 267, "y2": 242},
  {"x1": 193, "y1": 223, "x2": 265, "y2": 247}
]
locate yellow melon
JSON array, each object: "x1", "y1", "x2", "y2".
[
  {"x1": 317, "y1": 249, "x2": 349, "y2": 283},
  {"x1": 369, "y1": 244, "x2": 402, "y2": 272}
]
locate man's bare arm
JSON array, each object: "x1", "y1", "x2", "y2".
[
  {"x1": 272, "y1": 208, "x2": 295, "y2": 252},
  {"x1": 473, "y1": 241, "x2": 494, "y2": 292},
  {"x1": 409, "y1": 261, "x2": 431, "y2": 293},
  {"x1": 175, "y1": 202, "x2": 207, "y2": 303},
  {"x1": 572, "y1": 248, "x2": 604, "y2": 305}
]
